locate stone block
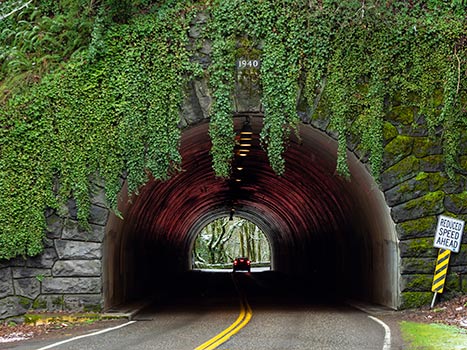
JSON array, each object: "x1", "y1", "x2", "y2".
[
  {"x1": 391, "y1": 191, "x2": 444, "y2": 223},
  {"x1": 46, "y1": 214, "x2": 63, "y2": 239},
  {"x1": 42, "y1": 277, "x2": 101, "y2": 294},
  {"x1": 64, "y1": 294, "x2": 103, "y2": 312},
  {"x1": 193, "y1": 79, "x2": 212, "y2": 119},
  {"x1": 14, "y1": 278, "x2": 40, "y2": 299},
  {"x1": 384, "y1": 172, "x2": 447, "y2": 207},
  {"x1": 396, "y1": 217, "x2": 437, "y2": 240},
  {"x1": 66, "y1": 198, "x2": 78, "y2": 219},
  {"x1": 90, "y1": 182, "x2": 107, "y2": 207},
  {"x1": 55, "y1": 240, "x2": 101, "y2": 260},
  {"x1": 412, "y1": 137, "x2": 442, "y2": 158},
  {"x1": 400, "y1": 257, "x2": 435, "y2": 274},
  {"x1": 400, "y1": 291, "x2": 432, "y2": 309},
  {"x1": 0, "y1": 296, "x2": 30, "y2": 320},
  {"x1": 0, "y1": 268, "x2": 13, "y2": 298},
  {"x1": 89, "y1": 205, "x2": 109, "y2": 226},
  {"x1": 4, "y1": 257, "x2": 27, "y2": 268},
  {"x1": 380, "y1": 155, "x2": 421, "y2": 192},
  {"x1": 420, "y1": 155, "x2": 444, "y2": 172},
  {"x1": 12, "y1": 267, "x2": 51, "y2": 279},
  {"x1": 383, "y1": 135, "x2": 413, "y2": 170},
  {"x1": 451, "y1": 247, "x2": 467, "y2": 266},
  {"x1": 399, "y1": 238, "x2": 437, "y2": 258},
  {"x1": 400, "y1": 274, "x2": 433, "y2": 292},
  {"x1": 444, "y1": 193, "x2": 467, "y2": 215},
  {"x1": 52, "y1": 260, "x2": 101, "y2": 277},
  {"x1": 27, "y1": 248, "x2": 58, "y2": 269},
  {"x1": 62, "y1": 219, "x2": 105, "y2": 242},
  {"x1": 33, "y1": 295, "x2": 65, "y2": 312}
]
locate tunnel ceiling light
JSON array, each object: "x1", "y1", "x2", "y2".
[
  {"x1": 240, "y1": 143, "x2": 252, "y2": 147},
  {"x1": 240, "y1": 137, "x2": 253, "y2": 141},
  {"x1": 236, "y1": 166, "x2": 244, "y2": 171}
]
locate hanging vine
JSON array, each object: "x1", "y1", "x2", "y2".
[{"x1": 1, "y1": 0, "x2": 467, "y2": 259}]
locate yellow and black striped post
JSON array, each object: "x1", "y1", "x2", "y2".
[{"x1": 431, "y1": 248, "x2": 451, "y2": 308}]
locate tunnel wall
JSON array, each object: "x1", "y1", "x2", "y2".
[
  {"x1": 0, "y1": 179, "x2": 108, "y2": 320},
  {"x1": 2, "y1": 14, "x2": 467, "y2": 321},
  {"x1": 308, "y1": 111, "x2": 467, "y2": 308},
  {"x1": 1, "y1": 105, "x2": 467, "y2": 320}
]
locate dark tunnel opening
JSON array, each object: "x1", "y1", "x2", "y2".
[{"x1": 103, "y1": 116, "x2": 399, "y2": 310}]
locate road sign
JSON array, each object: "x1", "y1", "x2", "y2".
[
  {"x1": 431, "y1": 249, "x2": 451, "y2": 293},
  {"x1": 433, "y1": 215, "x2": 465, "y2": 253}
]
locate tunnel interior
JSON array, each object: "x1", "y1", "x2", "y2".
[{"x1": 104, "y1": 116, "x2": 399, "y2": 309}]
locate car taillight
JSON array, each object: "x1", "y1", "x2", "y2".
[
  {"x1": 234, "y1": 260, "x2": 237, "y2": 265},
  {"x1": 247, "y1": 260, "x2": 250, "y2": 265}
]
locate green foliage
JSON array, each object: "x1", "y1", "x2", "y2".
[
  {"x1": 0, "y1": 0, "x2": 194, "y2": 259},
  {"x1": 1, "y1": 0, "x2": 467, "y2": 260},
  {"x1": 208, "y1": 0, "x2": 467, "y2": 178}
]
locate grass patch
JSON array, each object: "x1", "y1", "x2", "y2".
[
  {"x1": 22, "y1": 312, "x2": 121, "y2": 327},
  {"x1": 401, "y1": 321, "x2": 467, "y2": 349}
]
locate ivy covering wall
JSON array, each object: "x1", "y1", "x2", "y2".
[{"x1": 1, "y1": 0, "x2": 467, "y2": 260}]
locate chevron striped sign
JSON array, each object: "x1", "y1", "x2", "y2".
[{"x1": 431, "y1": 248, "x2": 451, "y2": 293}]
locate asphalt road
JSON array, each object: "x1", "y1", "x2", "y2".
[{"x1": 8, "y1": 271, "x2": 393, "y2": 350}]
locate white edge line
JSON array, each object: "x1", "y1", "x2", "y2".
[
  {"x1": 368, "y1": 315, "x2": 391, "y2": 350},
  {"x1": 35, "y1": 320, "x2": 136, "y2": 350}
]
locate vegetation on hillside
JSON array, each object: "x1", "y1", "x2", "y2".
[{"x1": 1, "y1": 0, "x2": 467, "y2": 259}]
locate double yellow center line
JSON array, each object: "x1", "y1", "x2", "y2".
[{"x1": 194, "y1": 297, "x2": 252, "y2": 350}]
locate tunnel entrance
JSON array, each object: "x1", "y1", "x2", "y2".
[
  {"x1": 103, "y1": 116, "x2": 399, "y2": 310},
  {"x1": 191, "y1": 216, "x2": 271, "y2": 271}
]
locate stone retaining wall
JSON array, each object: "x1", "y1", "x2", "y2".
[
  {"x1": 0, "y1": 182, "x2": 108, "y2": 321},
  {"x1": 308, "y1": 107, "x2": 467, "y2": 308}
]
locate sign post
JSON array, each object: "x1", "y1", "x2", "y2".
[{"x1": 431, "y1": 215, "x2": 465, "y2": 308}]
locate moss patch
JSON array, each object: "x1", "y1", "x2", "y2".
[
  {"x1": 403, "y1": 274, "x2": 433, "y2": 292},
  {"x1": 401, "y1": 291, "x2": 433, "y2": 309},
  {"x1": 32, "y1": 298, "x2": 47, "y2": 310},
  {"x1": 445, "y1": 192, "x2": 467, "y2": 214},
  {"x1": 383, "y1": 121, "x2": 399, "y2": 143},
  {"x1": 404, "y1": 191, "x2": 445, "y2": 216},
  {"x1": 413, "y1": 137, "x2": 442, "y2": 158},
  {"x1": 388, "y1": 105, "x2": 416, "y2": 125},
  {"x1": 397, "y1": 217, "x2": 438, "y2": 239},
  {"x1": 401, "y1": 258, "x2": 435, "y2": 274},
  {"x1": 400, "y1": 237, "x2": 437, "y2": 258},
  {"x1": 384, "y1": 135, "x2": 414, "y2": 167}
]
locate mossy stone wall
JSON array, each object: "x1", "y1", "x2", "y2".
[{"x1": 308, "y1": 99, "x2": 467, "y2": 309}]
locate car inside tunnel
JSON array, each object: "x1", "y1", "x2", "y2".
[{"x1": 103, "y1": 116, "x2": 399, "y2": 310}]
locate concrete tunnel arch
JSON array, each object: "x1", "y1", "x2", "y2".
[{"x1": 103, "y1": 116, "x2": 399, "y2": 309}]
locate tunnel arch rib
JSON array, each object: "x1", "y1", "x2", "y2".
[{"x1": 104, "y1": 116, "x2": 399, "y2": 309}]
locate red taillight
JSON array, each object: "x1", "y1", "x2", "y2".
[
  {"x1": 234, "y1": 260, "x2": 238, "y2": 265},
  {"x1": 247, "y1": 260, "x2": 250, "y2": 265},
  {"x1": 240, "y1": 259, "x2": 244, "y2": 262}
]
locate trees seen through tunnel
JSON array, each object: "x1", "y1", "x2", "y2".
[{"x1": 193, "y1": 217, "x2": 270, "y2": 269}]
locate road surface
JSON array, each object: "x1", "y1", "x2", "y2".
[{"x1": 8, "y1": 271, "x2": 395, "y2": 350}]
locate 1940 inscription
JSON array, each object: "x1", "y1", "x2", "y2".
[{"x1": 237, "y1": 59, "x2": 260, "y2": 69}]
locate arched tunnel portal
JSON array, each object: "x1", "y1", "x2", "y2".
[{"x1": 104, "y1": 116, "x2": 399, "y2": 309}]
